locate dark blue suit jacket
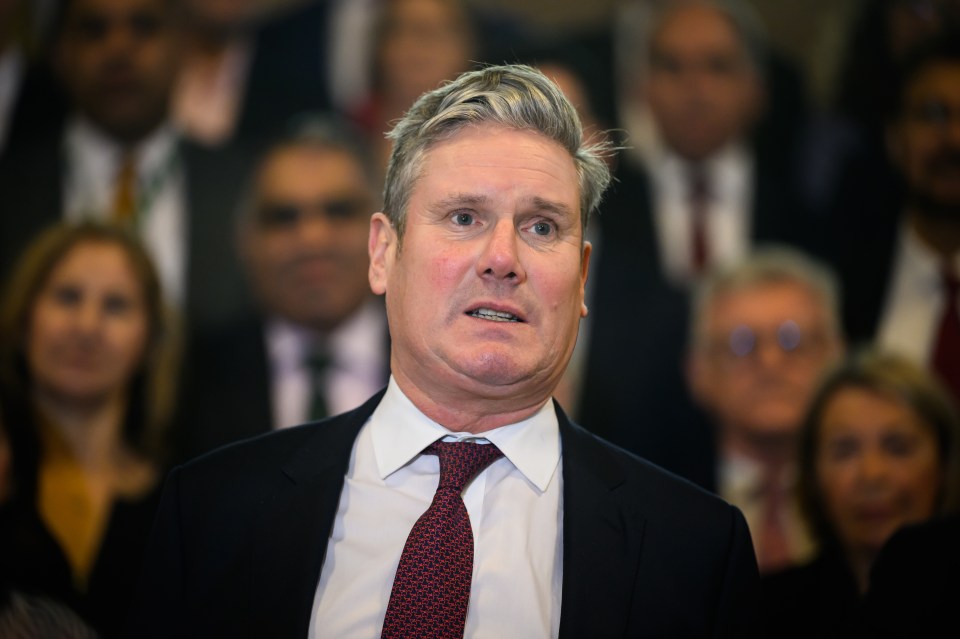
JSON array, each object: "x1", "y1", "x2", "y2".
[{"x1": 126, "y1": 392, "x2": 760, "y2": 638}]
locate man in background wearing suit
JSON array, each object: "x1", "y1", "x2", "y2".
[
  {"x1": 0, "y1": 0, "x2": 253, "y2": 331},
  {"x1": 577, "y1": 0, "x2": 818, "y2": 490},
  {"x1": 174, "y1": 116, "x2": 390, "y2": 463},
  {"x1": 831, "y1": 33, "x2": 960, "y2": 405},
  {"x1": 127, "y1": 63, "x2": 760, "y2": 638}
]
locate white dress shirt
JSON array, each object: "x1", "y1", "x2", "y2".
[
  {"x1": 63, "y1": 118, "x2": 187, "y2": 306},
  {"x1": 310, "y1": 377, "x2": 564, "y2": 639},
  {"x1": 647, "y1": 145, "x2": 753, "y2": 285},
  {"x1": 266, "y1": 298, "x2": 389, "y2": 429},
  {"x1": 877, "y1": 223, "x2": 960, "y2": 366}
]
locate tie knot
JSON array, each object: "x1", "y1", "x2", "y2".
[
  {"x1": 426, "y1": 440, "x2": 504, "y2": 493},
  {"x1": 688, "y1": 166, "x2": 710, "y2": 201},
  {"x1": 306, "y1": 348, "x2": 333, "y2": 375}
]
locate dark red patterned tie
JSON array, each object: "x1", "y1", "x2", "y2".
[
  {"x1": 932, "y1": 268, "x2": 960, "y2": 405},
  {"x1": 381, "y1": 440, "x2": 504, "y2": 639}
]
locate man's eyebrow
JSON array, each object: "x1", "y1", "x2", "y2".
[
  {"x1": 530, "y1": 196, "x2": 575, "y2": 219},
  {"x1": 433, "y1": 193, "x2": 490, "y2": 209},
  {"x1": 430, "y1": 194, "x2": 575, "y2": 218}
]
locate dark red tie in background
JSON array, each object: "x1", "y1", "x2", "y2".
[
  {"x1": 688, "y1": 166, "x2": 710, "y2": 276},
  {"x1": 933, "y1": 267, "x2": 960, "y2": 405},
  {"x1": 381, "y1": 441, "x2": 504, "y2": 639}
]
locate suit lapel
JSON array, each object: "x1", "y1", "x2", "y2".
[
  {"x1": 246, "y1": 391, "x2": 386, "y2": 636},
  {"x1": 557, "y1": 407, "x2": 646, "y2": 638}
]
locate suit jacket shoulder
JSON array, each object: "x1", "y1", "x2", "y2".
[
  {"x1": 559, "y1": 414, "x2": 760, "y2": 638},
  {"x1": 126, "y1": 392, "x2": 383, "y2": 638}
]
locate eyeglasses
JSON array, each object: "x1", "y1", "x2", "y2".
[
  {"x1": 704, "y1": 320, "x2": 832, "y2": 367},
  {"x1": 256, "y1": 197, "x2": 370, "y2": 229}
]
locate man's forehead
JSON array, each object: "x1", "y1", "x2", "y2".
[{"x1": 653, "y1": 4, "x2": 745, "y2": 54}]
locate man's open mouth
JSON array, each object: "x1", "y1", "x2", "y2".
[{"x1": 467, "y1": 308, "x2": 523, "y2": 323}]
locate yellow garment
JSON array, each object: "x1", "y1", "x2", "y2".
[{"x1": 37, "y1": 419, "x2": 111, "y2": 591}]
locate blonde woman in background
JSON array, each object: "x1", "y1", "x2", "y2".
[
  {"x1": 759, "y1": 349, "x2": 960, "y2": 638},
  {"x1": 0, "y1": 221, "x2": 179, "y2": 639}
]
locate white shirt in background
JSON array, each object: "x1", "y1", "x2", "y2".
[
  {"x1": 648, "y1": 144, "x2": 753, "y2": 286},
  {"x1": 877, "y1": 222, "x2": 960, "y2": 366},
  {"x1": 266, "y1": 297, "x2": 389, "y2": 429},
  {"x1": 63, "y1": 118, "x2": 187, "y2": 307}
]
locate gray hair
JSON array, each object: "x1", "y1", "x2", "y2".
[
  {"x1": 690, "y1": 245, "x2": 843, "y2": 348},
  {"x1": 383, "y1": 63, "x2": 613, "y2": 239},
  {"x1": 615, "y1": 0, "x2": 767, "y2": 97}
]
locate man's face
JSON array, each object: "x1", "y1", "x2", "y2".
[
  {"x1": 889, "y1": 61, "x2": 960, "y2": 218},
  {"x1": 369, "y1": 125, "x2": 590, "y2": 411},
  {"x1": 689, "y1": 281, "x2": 841, "y2": 442},
  {"x1": 58, "y1": 0, "x2": 180, "y2": 143},
  {"x1": 242, "y1": 145, "x2": 375, "y2": 332},
  {"x1": 644, "y1": 3, "x2": 762, "y2": 161}
]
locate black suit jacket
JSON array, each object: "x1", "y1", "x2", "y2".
[
  {"x1": 859, "y1": 512, "x2": 960, "y2": 638},
  {"x1": 0, "y1": 128, "x2": 256, "y2": 331},
  {"x1": 127, "y1": 391, "x2": 760, "y2": 638}
]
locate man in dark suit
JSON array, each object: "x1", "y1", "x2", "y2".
[
  {"x1": 174, "y1": 116, "x2": 390, "y2": 463},
  {"x1": 576, "y1": 0, "x2": 818, "y2": 490},
  {"x1": 0, "y1": 0, "x2": 254, "y2": 331},
  {"x1": 828, "y1": 33, "x2": 960, "y2": 404},
  {"x1": 127, "y1": 63, "x2": 759, "y2": 638}
]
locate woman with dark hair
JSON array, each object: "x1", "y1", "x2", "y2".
[
  {"x1": 759, "y1": 349, "x2": 960, "y2": 638},
  {"x1": 0, "y1": 221, "x2": 179, "y2": 638}
]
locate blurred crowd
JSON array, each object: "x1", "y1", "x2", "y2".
[{"x1": 0, "y1": 0, "x2": 958, "y2": 636}]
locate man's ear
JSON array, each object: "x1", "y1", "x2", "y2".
[{"x1": 369, "y1": 212, "x2": 396, "y2": 295}]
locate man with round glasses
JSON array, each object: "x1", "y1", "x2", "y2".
[{"x1": 687, "y1": 246, "x2": 845, "y2": 574}]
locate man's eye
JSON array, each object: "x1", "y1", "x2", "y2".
[
  {"x1": 453, "y1": 212, "x2": 474, "y2": 226},
  {"x1": 531, "y1": 221, "x2": 554, "y2": 236}
]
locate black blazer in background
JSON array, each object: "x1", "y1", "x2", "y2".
[
  {"x1": 230, "y1": 0, "x2": 332, "y2": 145},
  {"x1": 859, "y1": 513, "x2": 960, "y2": 638},
  {"x1": 0, "y1": 129, "x2": 256, "y2": 331},
  {"x1": 171, "y1": 311, "x2": 391, "y2": 465},
  {"x1": 127, "y1": 392, "x2": 760, "y2": 638}
]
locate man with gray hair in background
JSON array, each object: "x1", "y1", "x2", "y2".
[
  {"x1": 686, "y1": 246, "x2": 845, "y2": 574},
  {"x1": 126, "y1": 63, "x2": 760, "y2": 638}
]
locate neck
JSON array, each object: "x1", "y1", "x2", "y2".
[
  {"x1": 909, "y1": 208, "x2": 960, "y2": 260},
  {"x1": 392, "y1": 368, "x2": 551, "y2": 434},
  {"x1": 721, "y1": 426, "x2": 797, "y2": 473},
  {"x1": 33, "y1": 389, "x2": 128, "y2": 469}
]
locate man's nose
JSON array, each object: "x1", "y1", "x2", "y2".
[{"x1": 477, "y1": 218, "x2": 525, "y2": 282}]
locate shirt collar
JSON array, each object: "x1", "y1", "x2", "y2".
[
  {"x1": 67, "y1": 116, "x2": 178, "y2": 180},
  {"x1": 654, "y1": 143, "x2": 749, "y2": 200},
  {"x1": 719, "y1": 452, "x2": 796, "y2": 502},
  {"x1": 899, "y1": 221, "x2": 960, "y2": 287},
  {"x1": 369, "y1": 377, "x2": 561, "y2": 492}
]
